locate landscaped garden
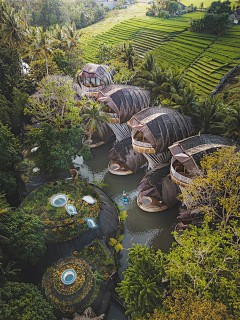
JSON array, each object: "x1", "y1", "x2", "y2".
[
  {"x1": 42, "y1": 239, "x2": 115, "y2": 316},
  {"x1": 21, "y1": 180, "x2": 101, "y2": 242}
]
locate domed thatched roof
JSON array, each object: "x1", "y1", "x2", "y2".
[
  {"x1": 137, "y1": 164, "x2": 179, "y2": 208},
  {"x1": 169, "y1": 134, "x2": 240, "y2": 173},
  {"x1": 108, "y1": 137, "x2": 146, "y2": 173},
  {"x1": 77, "y1": 63, "x2": 115, "y2": 87},
  {"x1": 128, "y1": 107, "x2": 192, "y2": 154},
  {"x1": 97, "y1": 84, "x2": 150, "y2": 124}
]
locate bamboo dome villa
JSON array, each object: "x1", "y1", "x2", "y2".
[
  {"x1": 82, "y1": 122, "x2": 113, "y2": 148},
  {"x1": 108, "y1": 137, "x2": 146, "y2": 175},
  {"x1": 128, "y1": 107, "x2": 192, "y2": 169},
  {"x1": 97, "y1": 84, "x2": 150, "y2": 142},
  {"x1": 137, "y1": 163, "x2": 179, "y2": 212},
  {"x1": 169, "y1": 134, "x2": 239, "y2": 207},
  {"x1": 77, "y1": 63, "x2": 115, "y2": 97}
]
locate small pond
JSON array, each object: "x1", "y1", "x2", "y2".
[{"x1": 73, "y1": 142, "x2": 179, "y2": 319}]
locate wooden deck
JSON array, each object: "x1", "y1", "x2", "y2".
[
  {"x1": 137, "y1": 193, "x2": 168, "y2": 212},
  {"x1": 108, "y1": 161, "x2": 133, "y2": 176}
]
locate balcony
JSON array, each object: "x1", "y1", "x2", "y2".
[
  {"x1": 132, "y1": 131, "x2": 155, "y2": 154},
  {"x1": 170, "y1": 157, "x2": 193, "y2": 187}
]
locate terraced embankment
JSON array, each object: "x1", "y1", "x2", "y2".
[{"x1": 83, "y1": 12, "x2": 240, "y2": 96}]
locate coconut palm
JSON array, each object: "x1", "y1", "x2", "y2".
[
  {"x1": 214, "y1": 103, "x2": 240, "y2": 141},
  {"x1": 27, "y1": 27, "x2": 53, "y2": 75},
  {"x1": 172, "y1": 83, "x2": 199, "y2": 116},
  {"x1": 62, "y1": 21, "x2": 85, "y2": 53},
  {"x1": 82, "y1": 102, "x2": 110, "y2": 144},
  {"x1": 117, "y1": 41, "x2": 136, "y2": 70},
  {"x1": 198, "y1": 96, "x2": 226, "y2": 133},
  {"x1": 148, "y1": 64, "x2": 169, "y2": 102},
  {"x1": 1, "y1": 5, "x2": 26, "y2": 58},
  {"x1": 51, "y1": 24, "x2": 65, "y2": 50}
]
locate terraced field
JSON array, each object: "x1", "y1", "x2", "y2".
[
  {"x1": 185, "y1": 25, "x2": 240, "y2": 95},
  {"x1": 83, "y1": 11, "x2": 240, "y2": 96},
  {"x1": 153, "y1": 31, "x2": 217, "y2": 68},
  {"x1": 84, "y1": 12, "x2": 204, "y2": 62}
]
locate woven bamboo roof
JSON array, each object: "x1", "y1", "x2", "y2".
[
  {"x1": 169, "y1": 134, "x2": 240, "y2": 173},
  {"x1": 108, "y1": 137, "x2": 146, "y2": 173},
  {"x1": 77, "y1": 63, "x2": 115, "y2": 86},
  {"x1": 97, "y1": 84, "x2": 150, "y2": 124},
  {"x1": 92, "y1": 122, "x2": 113, "y2": 143},
  {"x1": 137, "y1": 164, "x2": 179, "y2": 208},
  {"x1": 128, "y1": 107, "x2": 192, "y2": 153}
]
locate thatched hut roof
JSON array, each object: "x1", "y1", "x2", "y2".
[
  {"x1": 92, "y1": 122, "x2": 113, "y2": 144},
  {"x1": 97, "y1": 84, "x2": 150, "y2": 124},
  {"x1": 137, "y1": 164, "x2": 179, "y2": 208},
  {"x1": 128, "y1": 107, "x2": 192, "y2": 153},
  {"x1": 77, "y1": 63, "x2": 115, "y2": 87},
  {"x1": 108, "y1": 137, "x2": 146, "y2": 173},
  {"x1": 169, "y1": 134, "x2": 240, "y2": 173}
]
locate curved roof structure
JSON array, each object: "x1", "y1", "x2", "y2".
[
  {"x1": 108, "y1": 137, "x2": 146, "y2": 173},
  {"x1": 169, "y1": 134, "x2": 239, "y2": 173},
  {"x1": 128, "y1": 107, "x2": 192, "y2": 154},
  {"x1": 137, "y1": 164, "x2": 179, "y2": 208},
  {"x1": 97, "y1": 84, "x2": 150, "y2": 124},
  {"x1": 77, "y1": 63, "x2": 115, "y2": 94}
]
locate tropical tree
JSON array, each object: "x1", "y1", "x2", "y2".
[
  {"x1": 25, "y1": 75, "x2": 80, "y2": 125},
  {"x1": 0, "y1": 122, "x2": 21, "y2": 196},
  {"x1": 215, "y1": 103, "x2": 240, "y2": 141},
  {"x1": 147, "y1": 290, "x2": 236, "y2": 320},
  {"x1": 0, "y1": 4, "x2": 26, "y2": 58},
  {"x1": 115, "y1": 41, "x2": 136, "y2": 70},
  {"x1": 62, "y1": 21, "x2": 85, "y2": 53},
  {"x1": 171, "y1": 82, "x2": 198, "y2": 116},
  {"x1": 26, "y1": 27, "x2": 53, "y2": 75},
  {"x1": 0, "y1": 207, "x2": 46, "y2": 265},
  {"x1": 117, "y1": 244, "x2": 165, "y2": 319},
  {"x1": 27, "y1": 122, "x2": 85, "y2": 176},
  {"x1": 0, "y1": 282, "x2": 56, "y2": 320},
  {"x1": 180, "y1": 147, "x2": 240, "y2": 227},
  {"x1": 198, "y1": 96, "x2": 226, "y2": 133},
  {"x1": 82, "y1": 102, "x2": 110, "y2": 144},
  {"x1": 167, "y1": 217, "x2": 240, "y2": 316},
  {"x1": 148, "y1": 64, "x2": 169, "y2": 102}
]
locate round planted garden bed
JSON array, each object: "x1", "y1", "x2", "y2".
[
  {"x1": 42, "y1": 240, "x2": 116, "y2": 316},
  {"x1": 43, "y1": 257, "x2": 95, "y2": 315},
  {"x1": 21, "y1": 180, "x2": 101, "y2": 242}
]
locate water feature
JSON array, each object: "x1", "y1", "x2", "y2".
[{"x1": 74, "y1": 142, "x2": 179, "y2": 319}]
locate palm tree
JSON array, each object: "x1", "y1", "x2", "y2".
[
  {"x1": 27, "y1": 27, "x2": 53, "y2": 75},
  {"x1": 51, "y1": 24, "x2": 65, "y2": 50},
  {"x1": 198, "y1": 96, "x2": 225, "y2": 133},
  {"x1": 1, "y1": 5, "x2": 26, "y2": 59},
  {"x1": 171, "y1": 83, "x2": 199, "y2": 116},
  {"x1": 117, "y1": 41, "x2": 136, "y2": 70},
  {"x1": 82, "y1": 102, "x2": 110, "y2": 144},
  {"x1": 148, "y1": 64, "x2": 169, "y2": 102},
  {"x1": 214, "y1": 103, "x2": 240, "y2": 141},
  {"x1": 62, "y1": 21, "x2": 85, "y2": 53}
]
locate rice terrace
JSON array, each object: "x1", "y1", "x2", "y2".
[{"x1": 83, "y1": 9, "x2": 240, "y2": 95}]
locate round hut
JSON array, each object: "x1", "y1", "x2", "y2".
[
  {"x1": 137, "y1": 163, "x2": 179, "y2": 212},
  {"x1": 169, "y1": 134, "x2": 240, "y2": 207},
  {"x1": 77, "y1": 64, "x2": 115, "y2": 97},
  {"x1": 108, "y1": 137, "x2": 146, "y2": 175},
  {"x1": 128, "y1": 107, "x2": 192, "y2": 169},
  {"x1": 97, "y1": 84, "x2": 150, "y2": 142}
]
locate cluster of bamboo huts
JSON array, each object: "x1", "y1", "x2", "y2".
[{"x1": 78, "y1": 63, "x2": 239, "y2": 213}]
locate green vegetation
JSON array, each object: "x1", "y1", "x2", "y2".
[
  {"x1": 21, "y1": 180, "x2": 101, "y2": 242},
  {"x1": 43, "y1": 240, "x2": 115, "y2": 315},
  {"x1": 0, "y1": 282, "x2": 56, "y2": 320},
  {"x1": 118, "y1": 148, "x2": 240, "y2": 319}
]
